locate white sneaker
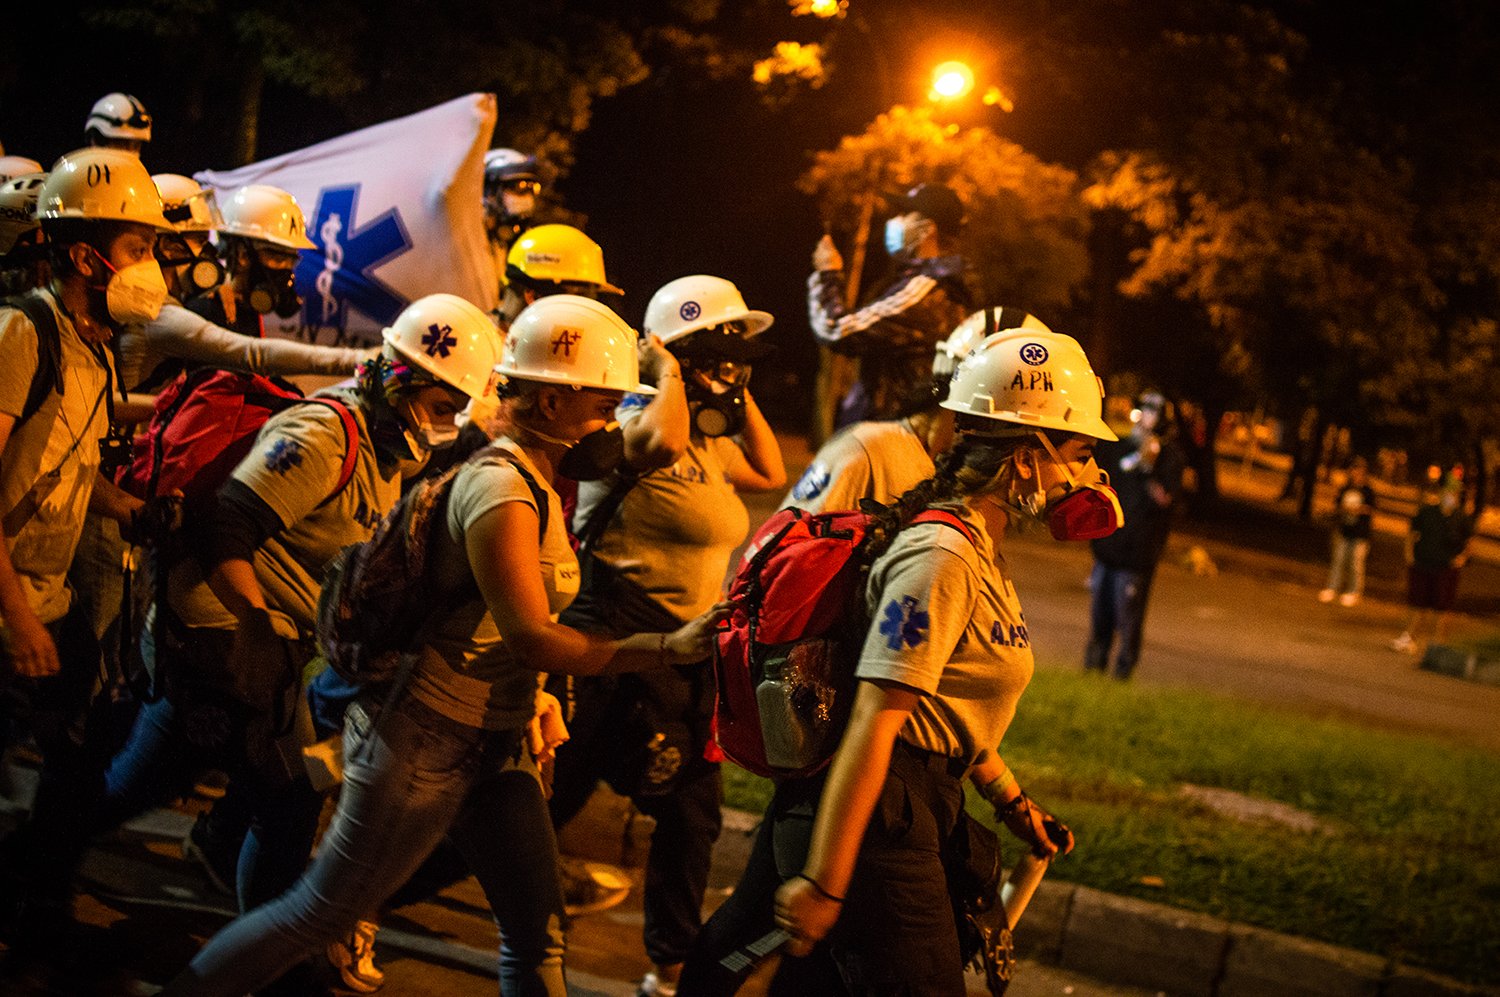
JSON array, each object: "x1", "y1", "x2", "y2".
[
  {"x1": 326, "y1": 919, "x2": 385, "y2": 993},
  {"x1": 559, "y1": 857, "x2": 631, "y2": 917},
  {"x1": 1317, "y1": 588, "x2": 1337, "y2": 603},
  {"x1": 1338, "y1": 592, "x2": 1360, "y2": 607},
  {"x1": 636, "y1": 971, "x2": 679, "y2": 997},
  {"x1": 1390, "y1": 633, "x2": 1417, "y2": 654}
]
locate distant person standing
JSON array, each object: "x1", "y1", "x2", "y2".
[
  {"x1": 808, "y1": 183, "x2": 972, "y2": 428},
  {"x1": 1319, "y1": 457, "x2": 1375, "y2": 607},
  {"x1": 1084, "y1": 390, "x2": 1185, "y2": 680},
  {"x1": 1391, "y1": 477, "x2": 1472, "y2": 654}
]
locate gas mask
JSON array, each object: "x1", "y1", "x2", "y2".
[
  {"x1": 883, "y1": 213, "x2": 935, "y2": 258},
  {"x1": 684, "y1": 360, "x2": 751, "y2": 438},
  {"x1": 158, "y1": 236, "x2": 225, "y2": 296},
  {"x1": 1011, "y1": 435, "x2": 1124, "y2": 541},
  {"x1": 245, "y1": 253, "x2": 301, "y2": 318},
  {"x1": 93, "y1": 250, "x2": 168, "y2": 325},
  {"x1": 527, "y1": 422, "x2": 625, "y2": 481}
]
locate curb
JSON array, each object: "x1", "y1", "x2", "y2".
[{"x1": 1015, "y1": 880, "x2": 1499, "y2": 997}]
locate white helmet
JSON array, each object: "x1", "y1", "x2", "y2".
[
  {"x1": 152, "y1": 174, "x2": 222, "y2": 233},
  {"x1": 484, "y1": 148, "x2": 539, "y2": 184},
  {"x1": 0, "y1": 156, "x2": 44, "y2": 184},
  {"x1": 381, "y1": 293, "x2": 505, "y2": 400},
  {"x1": 0, "y1": 173, "x2": 46, "y2": 255},
  {"x1": 497, "y1": 294, "x2": 655, "y2": 395},
  {"x1": 643, "y1": 275, "x2": 774, "y2": 346},
  {"x1": 85, "y1": 93, "x2": 153, "y2": 145},
  {"x1": 219, "y1": 184, "x2": 317, "y2": 250},
  {"x1": 934, "y1": 306, "x2": 1051, "y2": 381},
  {"x1": 37, "y1": 148, "x2": 171, "y2": 230},
  {"x1": 941, "y1": 330, "x2": 1117, "y2": 441}
]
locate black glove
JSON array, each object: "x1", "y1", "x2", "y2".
[{"x1": 994, "y1": 792, "x2": 1075, "y2": 859}]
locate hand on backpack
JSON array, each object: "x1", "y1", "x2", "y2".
[
  {"x1": 664, "y1": 600, "x2": 735, "y2": 665},
  {"x1": 995, "y1": 791, "x2": 1074, "y2": 859}
]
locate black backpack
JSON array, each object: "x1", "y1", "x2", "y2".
[{"x1": 316, "y1": 445, "x2": 547, "y2": 686}]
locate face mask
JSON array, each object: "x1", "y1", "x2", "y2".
[
  {"x1": 883, "y1": 216, "x2": 908, "y2": 256},
  {"x1": 399, "y1": 395, "x2": 463, "y2": 455},
  {"x1": 246, "y1": 255, "x2": 301, "y2": 317},
  {"x1": 691, "y1": 384, "x2": 746, "y2": 438},
  {"x1": 557, "y1": 422, "x2": 624, "y2": 481},
  {"x1": 1008, "y1": 435, "x2": 1124, "y2": 541},
  {"x1": 501, "y1": 190, "x2": 536, "y2": 220},
  {"x1": 97, "y1": 254, "x2": 168, "y2": 325}
]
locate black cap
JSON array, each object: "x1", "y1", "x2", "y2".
[{"x1": 903, "y1": 183, "x2": 965, "y2": 237}]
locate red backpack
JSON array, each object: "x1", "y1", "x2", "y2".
[
  {"x1": 119, "y1": 368, "x2": 357, "y2": 504},
  {"x1": 714, "y1": 505, "x2": 974, "y2": 779}
]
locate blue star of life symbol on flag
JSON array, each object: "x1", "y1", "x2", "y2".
[
  {"x1": 422, "y1": 322, "x2": 457, "y2": 358},
  {"x1": 295, "y1": 184, "x2": 413, "y2": 332},
  {"x1": 879, "y1": 595, "x2": 930, "y2": 651},
  {"x1": 1019, "y1": 342, "x2": 1049, "y2": 366}
]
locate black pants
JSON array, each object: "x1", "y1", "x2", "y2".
[
  {"x1": 681, "y1": 741, "x2": 969, "y2": 996},
  {"x1": 547, "y1": 668, "x2": 723, "y2": 967}
]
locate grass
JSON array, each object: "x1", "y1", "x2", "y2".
[{"x1": 720, "y1": 665, "x2": 1500, "y2": 984}]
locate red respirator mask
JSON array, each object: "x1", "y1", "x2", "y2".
[{"x1": 1022, "y1": 435, "x2": 1125, "y2": 542}]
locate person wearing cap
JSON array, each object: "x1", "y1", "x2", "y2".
[
  {"x1": 160, "y1": 294, "x2": 730, "y2": 997},
  {"x1": 84, "y1": 92, "x2": 153, "y2": 155},
  {"x1": 685, "y1": 329, "x2": 1118, "y2": 994},
  {"x1": 1083, "y1": 390, "x2": 1186, "y2": 681},
  {"x1": 0, "y1": 147, "x2": 168, "y2": 932},
  {"x1": 544, "y1": 275, "x2": 784, "y2": 997},
  {"x1": 808, "y1": 181, "x2": 974, "y2": 427}
]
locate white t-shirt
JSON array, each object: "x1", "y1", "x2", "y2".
[
  {"x1": 781, "y1": 419, "x2": 934, "y2": 514},
  {"x1": 169, "y1": 389, "x2": 400, "y2": 639},
  {"x1": 857, "y1": 502, "x2": 1033, "y2": 762},
  {"x1": 0, "y1": 291, "x2": 113, "y2": 625},
  {"x1": 575, "y1": 398, "x2": 749, "y2": 623},
  {"x1": 409, "y1": 441, "x2": 579, "y2": 730}
]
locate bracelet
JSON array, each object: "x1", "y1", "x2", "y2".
[
  {"x1": 979, "y1": 769, "x2": 1016, "y2": 803},
  {"x1": 796, "y1": 873, "x2": 845, "y2": 904},
  {"x1": 657, "y1": 632, "x2": 668, "y2": 667},
  {"x1": 994, "y1": 792, "x2": 1031, "y2": 819}
]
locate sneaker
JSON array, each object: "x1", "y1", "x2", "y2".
[
  {"x1": 636, "y1": 971, "x2": 678, "y2": 997},
  {"x1": 181, "y1": 814, "x2": 237, "y2": 896},
  {"x1": 1317, "y1": 588, "x2": 1337, "y2": 603},
  {"x1": 1391, "y1": 632, "x2": 1417, "y2": 654},
  {"x1": 559, "y1": 857, "x2": 630, "y2": 917},
  {"x1": 1338, "y1": 592, "x2": 1360, "y2": 607},
  {"x1": 325, "y1": 919, "x2": 385, "y2": 993}
]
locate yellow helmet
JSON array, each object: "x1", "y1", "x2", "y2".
[{"x1": 505, "y1": 224, "x2": 622, "y2": 295}]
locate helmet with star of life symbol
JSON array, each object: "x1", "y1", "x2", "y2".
[
  {"x1": 380, "y1": 293, "x2": 505, "y2": 400},
  {"x1": 495, "y1": 294, "x2": 656, "y2": 395},
  {"x1": 941, "y1": 329, "x2": 1117, "y2": 441}
]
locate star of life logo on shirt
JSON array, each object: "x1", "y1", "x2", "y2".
[
  {"x1": 264, "y1": 438, "x2": 303, "y2": 473},
  {"x1": 879, "y1": 595, "x2": 930, "y2": 651},
  {"x1": 791, "y1": 463, "x2": 831, "y2": 501}
]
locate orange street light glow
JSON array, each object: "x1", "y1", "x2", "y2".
[{"x1": 931, "y1": 61, "x2": 975, "y2": 100}]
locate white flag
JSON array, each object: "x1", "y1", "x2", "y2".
[{"x1": 196, "y1": 93, "x2": 498, "y2": 346}]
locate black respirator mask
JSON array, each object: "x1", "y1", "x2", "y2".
[
  {"x1": 683, "y1": 360, "x2": 752, "y2": 438},
  {"x1": 245, "y1": 254, "x2": 301, "y2": 318},
  {"x1": 157, "y1": 237, "x2": 225, "y2": 296},
  {"x1": 558, "y1": 422, "x2": 625, "y2": 481}
]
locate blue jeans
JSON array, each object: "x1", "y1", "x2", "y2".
[
  {"x1": 164, "y1": 692, "x2": 567, "y2": 997},
  {"x1": 1084, "y1": 561, "x2": 1153, "y2": 680}
]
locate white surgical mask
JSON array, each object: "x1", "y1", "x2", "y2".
[
  {"x1": 101, "y1": 257, "x2": 168, "y2": 325},
  {"x1": 501, "y1": 190, "x2": 536, "y2": 220}
]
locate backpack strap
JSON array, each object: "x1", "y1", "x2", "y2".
[
  {"x1": 5, "y1": 293, "x2": 65, "y2": 425},
  {"x1": 573, "y1": 464, "x2": 642, "y2": 553},
  {"x1": 476, "y1": 448, "x2": 550, "y2": 541},
  {"x1": 305, "y1": 397, "x2": 360, "y2": 507},
  {"x1": 908, "y1": 508, "x2": 979, "y2": 547}
]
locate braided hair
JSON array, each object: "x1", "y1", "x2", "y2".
[{"x1": 861, "y1": 420, "x2": 1075, "y2": 563}]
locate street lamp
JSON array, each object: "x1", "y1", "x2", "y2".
[{"x1": 930, "y1": 60, "x2": 975, "y2": 101}]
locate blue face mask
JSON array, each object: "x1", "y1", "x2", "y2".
[{"x1": 883, "y1": 217, "x2": 907, "y2": 256}]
